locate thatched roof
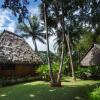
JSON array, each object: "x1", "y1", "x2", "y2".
[
  {"x1": 0, "y1": 30, "x2": 43, "y2": 65},
  {"x1": 80, "y1": 44, "x2": 100, "y2": 66}
]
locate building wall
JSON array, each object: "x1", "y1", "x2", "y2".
[
  {"x1": 0, "y1": 64, "x2": 36, "y2": 77},
  {"x1": 15, "y1": 64, "x2": 35, "y2": 77}
]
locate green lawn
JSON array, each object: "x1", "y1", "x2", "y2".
[{"x1": 0, "y1": 77, "x2": 100, "y2": 100}]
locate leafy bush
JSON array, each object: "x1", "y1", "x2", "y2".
[
  {"x1": 37, "y1": 63, "x2": 59, "y2": 80},
  {"x1": 89, "y1": 87, "x2": 100, "y2": 100},
  {"x1": 76, "y1": 66, "x2": 100, "y2": 80},
  {"x1": 90, "y1": 66, "x2": 100, "y2": 79},
  {"x1": 75, "y1": 68, "x2": 91, "y2": 79},
  {"x1": 37, "y1": 64, "x2": 49, "y2": 80}
]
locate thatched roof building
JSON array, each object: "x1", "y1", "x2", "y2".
[
  {"x1": 80, "y1": 44, "x2": 100, "y2": 66},
  {"x1": 0, "y1": 30, "x2": 43, "y2": 77},
  {"x1": 0, "y1": 30, "x2": 42, "y2": 65}
]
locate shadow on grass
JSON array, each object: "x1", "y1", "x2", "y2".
[{"x1": 0, "y1": 81, "x2": 100, "y2": 100}]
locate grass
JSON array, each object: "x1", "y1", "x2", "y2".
[{"x1": 0, "y1": 77, "x2": 100, "y2": 100}]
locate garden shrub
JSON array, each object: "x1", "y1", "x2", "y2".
[
  {"x1": 37, "y1": 63, "x2": 60, "y2": 80},
  {"x1": 89, "y1": 87, "x2": 100, "y2": 100},
  {"x1": 75, "y1": 67, "x2": 91, "y2": 79},
  {"x1": 37, "y1": 64, "x2": 49, "y2": 80},
  {"x1": 75, "y1": 66, "x2": 100, "y2": 80},
  {"x1": 37, "y1": 63, "x2": 59, "y2": 80},
  {"x1": 90, "y1": 66, "x2": 100, "y2": 79}
]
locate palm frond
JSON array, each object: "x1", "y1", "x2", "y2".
[
  {"x1": 36, "y1": 36, "x2": 46, "y2": 44},
  {"x1": 36, "y1": 32, "x2": 45, "y2": 38},
  {"x1": 17, "y1": 23, "x2": 31, "y2": 33},
  {"x1": 21, "y1": 34, "x2": 30, "y2": 38},
  {"x1": 17, "y1": 15, "x2": 46, "y2": 48}
]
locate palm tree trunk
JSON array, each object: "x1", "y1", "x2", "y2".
[
  {"x1": 32, "y1": 37, "x2": 38, "y2": 53},
  {"x1": 57, "y1": 41, "x2": 64, "y2": 84},
  {"x1": 43, "y1": 1, "x2": 54, "y2": 84},
  {"x1": 54, "y1": 0, "x2": 61, "y2": 64},
  {"x1": 56, "y1": 0, "x2": 65, "y2": 85},
  {"x1": 65, "y1": 34, "x2": 76, "y2": 80},
  {"x1": 34, "y1": 40, "x2": 38, "y2": 53},
  {"x1": 66, "y1": 10, "x2": 76, "y2": 80}
]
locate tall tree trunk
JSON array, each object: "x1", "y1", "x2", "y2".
[
  {"x1": 32, "y1": 37, "x2": 38, "y2": 53},
  {"x1": 54, "y1": 0, "x2": 60, "y2": 64},
  {"x1": 66, "y1": 10, "x2": 76, "y2": 80},
  {"x1": 65, "y1": 34, "x2": 76, "y2": 80},
  {"x1": 43, "y1": 1, "x2": 54, "y2": 84},
  {"x1": 34, "y1": 40, "x2": 38, "y2": 52},
  {"x1": 57, "y1": 41, "x2": 64, "y2": 84},
  {"x1": 78, "y1": 50, "x2": 80, "y2": 67},
  {"x1": 57, "y1": 0, "x2": 65, "y2": 85},
  {"x1": 34, "y1": 39, "x2": 38, "y2": 53}
]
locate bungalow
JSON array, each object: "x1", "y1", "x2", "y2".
[
  {"x1": 0, "y1": 30, "x2": 43, "y2": 78},
  {"x1": 80, "y1": 44, "x2": 100, "y2": 66}
]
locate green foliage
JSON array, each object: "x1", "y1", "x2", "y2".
[
  {"x1": 17, "y1": 15, "x2": 45, "y2": 52},
  {"x1": 77, "y1": 30, "x2": 94, "y2": 51},
  {"x1": 76, "y1": 67, "x2": 100, "y2": 80},
  {"x1": 52, "y1": 63, "x2": 59, "y2": 73},
  {"x1": 37, "y1": 64, "x2": 49, "y2": 78},
  {"x1": 38, "y1": 51, "x2": 57, "y2": 64},
  {"x1": 90, "y1": 66, "x2": 100, "y2": 79},
  {"x1": 90, "y1": 87, "x2": 100, "y2": 100},
  {"x1": 96, "y1": 35, "x2": 100, "y2": 44},
  {"x1": 37, "y1": 63, "x2": 59, "y2": 80},
  {"x1": 37, "y1": 63, "x2": 65, "y2": 80},
  {"x1": 75, "y1": 67, "x2": 91, "y2": 79}
]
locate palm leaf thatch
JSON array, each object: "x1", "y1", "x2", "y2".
[
  {"x1": 80, "y1": 44, "x2": 100, "y2": 66},
  {"x1": 0, "y1": 30, "x2": 43, "y2": 65}
]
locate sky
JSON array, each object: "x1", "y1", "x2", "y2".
[{"x1": 0, "y1": 0, "x2": 56, "y2": 53}]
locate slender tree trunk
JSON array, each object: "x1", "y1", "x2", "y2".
[
  {"x1": 43, "y1": 1, "x2": 54, "y2": 84},
  {"x1": 78, "y1": 50, "x2": 80, "y2": 67},
  {"x1": 54, "y1": 0, "x2": 61, "y2": 65},
  {"x1": 34, "y1": 40, "x2": 38, "y2": 52},
  {"x1": 34, "y1": 40, "x2": 38, "y2": 53},
  {"x1": 66, "y1": 10, "x2": 76, "y2": 80},
  {"x1": 56, "y1": 0, "x2": 65, "y2": 85},
  {"x1": 65, "y1": 34, "x2": 76, "y2": 80},
  {"x1": 32, "y1": 37, "x2": 38, "y2": 53},
  {"x1": 57, "y1": 41, "x2": 64, "y2": 84}
]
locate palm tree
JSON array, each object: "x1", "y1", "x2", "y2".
[
  {"x1": 54, "y1": 0, "x2": 76, "y2": 81},
  {"x1": 41, "y1": 0, "x2": 76, "y2": 85},
  {"x1": 42, "y1": 0, "x2": 55, "y2": 85},
  {"x1": 65, "y1": 32, "x2": 76, "y2": 80},
  {"x1": 17, "y1": 16, "x2": 45, "y2": 52}
]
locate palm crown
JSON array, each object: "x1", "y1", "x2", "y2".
[{"x1": 17, "y1": 16, "x2": 45, "y2": 52}]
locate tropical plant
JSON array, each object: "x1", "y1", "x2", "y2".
[
  {"x1": 37, "y1": 63, "x2": 59, "y2": 80},
  {"x1": 90, "y1": 66, "x2": 100, "y2": 79},
  {"x1": 42, "y1": 0, "x2": 55, "y2": 85},
  {"x1": 75, "y1": 67, "x2": 91, "y2": 80},
  {"x1": 90, "y1": 87, "x2": 100, "y2": 100},
  {"x1": 17, "y1": 16, "x2": 45, "y2": 52}
]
